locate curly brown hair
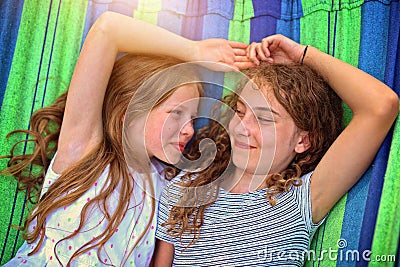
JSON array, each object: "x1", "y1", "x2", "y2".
[
  {"x1": 0, "y1": 54, "x2": 203, "y2": 266},
  {"x1": 163, "y1": 63, "x2": 344, "y2": 247}
]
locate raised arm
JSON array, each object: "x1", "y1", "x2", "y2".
[
  {"x1": 54, "y1": 11, "x2": 247, "y2": 173},
  {"x1": 247, "y1": 34, "x2": 399, "y2": 223}
]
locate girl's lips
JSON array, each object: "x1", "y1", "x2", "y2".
[
  {"x1": 234, "y1": 140, "x2": 256, "y2": 149},
  {"x1": 178, "y1": 142, "x2": 186, "y2": 152},
  {"x1": 173, "y1": 142, "x2": 186, "y2": 152}
]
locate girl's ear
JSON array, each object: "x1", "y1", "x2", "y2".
[{"x1": 294, "y1": 131, "x2": 311, "y2": 153}]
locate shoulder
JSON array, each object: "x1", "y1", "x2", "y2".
[{"x1": 290, "y1": 172, "x2": 313, "y2": 192}]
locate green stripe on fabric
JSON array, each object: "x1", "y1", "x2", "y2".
[
  {"x1": 0, "y1": 0, "x2": 87, "y2": 262},
  {"x1": 332, "y1": 6, "x2": 361, "y2": 129},
  {"x1": 301, "y1": 8, "x2": 360, "y2": 126},
  {"x1": 133, "y1": 0, "x2": 161, "y2": 24},
  {"x1": 306, "y1": 197, "x2": 347, "y2": 267},
  {"x1": 300, "y1": 10, "x2": 329, "y2": 53},
  {"x1": 301, "y1": 6, "x2": 361, "y2": 267},
  {"x1": 228, "y1": 0, "x2": 252, "y2": 46},
  {"x1": 301, "y1": 0, "x2": 364, "y2": 17},
  {"x1": 224, "y1": 0, "x2": 253, "y2": 97},
  {"x1": 370, "y1": 119, "x2": 400, "y2": 267}
]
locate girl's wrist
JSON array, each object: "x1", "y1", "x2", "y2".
[
  {"x1": 181, "y1": 40, "x2": 198, "y2": 62},
  {"x1": 300, "y1": 45, "x2": 309, "y2": 64}
]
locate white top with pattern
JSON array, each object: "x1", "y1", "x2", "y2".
[{"x1": 5, "y1": 156, "x2": 166, "y2": 267}]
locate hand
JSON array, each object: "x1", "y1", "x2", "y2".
[
  {"x1": 246, "y1": 34, "x2": 306, "y2": 66},
  {"x1": 190, "y1": 39, "x2": 249, "y2": 71}
]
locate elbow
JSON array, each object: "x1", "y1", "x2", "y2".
[
  {"x1": 90, "y1": 11, "x2": 117, "y2": 37},
  {"x1": 379, "y1": 90, "x2": 399, "y2": 122},
  {"x1": 86, "y1": 12, "x2": 119, "y2": 53},
  {"x1": 365, "y1": 88, "x2": 399, "y2": 123}
]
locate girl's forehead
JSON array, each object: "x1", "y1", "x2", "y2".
[
  {"x1": 239, "y1": 80, "x2": 288, "y2": 118},
  {"x1": 239, "y1": 81, "x2": 273, "y2": 107}
]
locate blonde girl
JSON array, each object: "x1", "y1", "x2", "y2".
[{"x1": 1, "y1": 12, "x2": 247, "y2": 266}]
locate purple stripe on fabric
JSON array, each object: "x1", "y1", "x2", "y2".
[
  {"x1": 108, "y1": 0, "x2": 137, "y2": 16},
  {"x1": 250, "y1": 0, "x2": 281, "y2": 42},
  {"x1": 251, "y1": 0, "x2": 281, "y2": 18},
  {"x1": 250, "y1": 15, "x2": 277, "y2": 42}
]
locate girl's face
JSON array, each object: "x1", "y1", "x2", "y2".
[
  {"x1": 228, "y1": 81, "x2": 309, "y2": 176},
  {"x1": 130, "y1": 84, "x2": 200, "y2": 164}
]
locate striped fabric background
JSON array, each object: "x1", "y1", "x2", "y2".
[{"x1": 0, "y1": 0, "x2": 399, "y2": 266}]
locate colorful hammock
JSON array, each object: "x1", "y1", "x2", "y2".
[{"x1": 0, "y1": 0, "x2": 399, "y2": 266}]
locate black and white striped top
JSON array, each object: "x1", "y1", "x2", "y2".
[{"x1": 156, "y1": 172, "x2": 324, "y2": 266}]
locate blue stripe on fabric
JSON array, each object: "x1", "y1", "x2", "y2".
[
  {"x1": 276, "y1": 0, "x2": 302, "y2": 43},
  {"x1": 201, "y1": 0, "x2": 231, "y2": 101},
  {"x1": 332, "y1": 10, "x2": 337, "y2": 57},
  {"x1": 194, "y1": 0, "x2": 230, "y2": 129},
  {"x1": 355, "y1": 2, "x2": 391, "y2": 267},
  {"x1": 337, "y1": 168, "x2": 371, "y2": 267},
  {"x1": 41, "y1": 0, "x2": 62, "y2": 108},
  {"x1": 201, "y1": 0, "x2": 233, "y2": 40},
  {"x1": 385, "y1": 0, "x2": 400, "y2": 95},
  {"x1": 250, "y1": 0, "x2": 280, "y2": 42},
  {"x1": 0, "y1": 0, "x2": 24, "y2": 110},
  {"x1": 327, "y1": 2, "x2": 331, "y2": 55}
]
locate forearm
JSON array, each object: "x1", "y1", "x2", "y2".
[
  {"x1": 58, "y1": 12, "x2": 197, "y2": 169},
  {"x1": 302, "y1": 46, "x2": 399, "y2": 121},
  {"x1": 98, "y1": 11, "x2": 195, "y2": 60}
]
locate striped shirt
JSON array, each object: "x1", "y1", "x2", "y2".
[{"x1": 156, "y1": 172, "x2": 325, "y2": 266}]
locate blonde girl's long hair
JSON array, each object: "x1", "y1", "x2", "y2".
[{"x1": 0, "y1": 54, "x2": 202, "y2": 266}]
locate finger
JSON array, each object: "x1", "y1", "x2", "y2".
[
  {"x1": 234, "y1": 61, "x2": 257, "y2": 70},
  {"x1": 263, "y1": 36, "x2": 280, "y2": 52},
  {"x1": 234, "y1": 55, "x2": 252, "y2": 62},
  {"x1": 261, "y1": 38, "x2": 271, "y2": 57},
  {"x1": 233, "y1": 48, "x2": 247, "y2": 56},
  {"x1": 255, "y1": 45, "x2": 268, "y2": 61},
  {"x1": 248, "y1": 43, "x2": 260, "y2": 65},
  {"x1": 228, "y1": 41, "x2": 248, "y2": 49}
]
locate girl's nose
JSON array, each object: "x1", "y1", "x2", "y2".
[
  {"x1": 234, "y1": 115, "x2": 253, "y2": 137},
  {"x1": 180, "y1": 119, "x2": 194, "y2": 138}
]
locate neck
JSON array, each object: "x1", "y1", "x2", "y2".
[{"x1": 221, "y1": 167, "x2": 268, "y2": 194}]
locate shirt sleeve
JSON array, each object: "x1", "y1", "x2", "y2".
[
  {"x1": 294, "y1": 172, "x2": 327, "y2": 237},
  {"x1": 155, "y1": 182, "x2": 175, "y2": 244},
  {"x1": 40, "y1": 154, "x2": 61, "y2": 198}
]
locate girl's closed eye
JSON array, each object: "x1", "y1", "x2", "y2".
[
  {"x1": 234, "y1": 107, "x2": 245, "y2": 117},
  {"x1": 169, "y1": 109, "x2": 183, "y2": 117},
  {"x1": 257, "y1": 116, "x2": 274, "y2": 123}
]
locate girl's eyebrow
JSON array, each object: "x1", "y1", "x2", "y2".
[
  {"x1": 253, "y1": 106, "x2": 280, "y2": 116},
  {"x1": 237, "y1": 98, "x2": 280, "y2": 116}
]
